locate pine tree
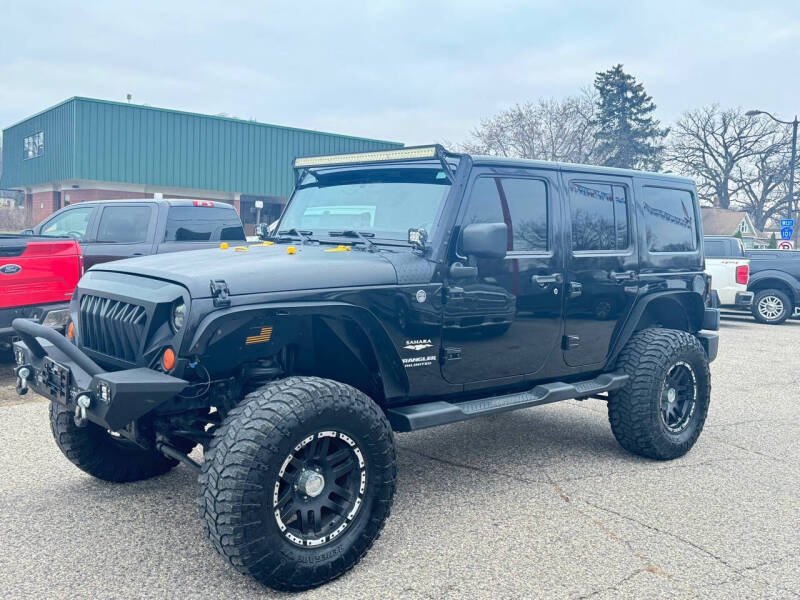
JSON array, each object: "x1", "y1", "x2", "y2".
[
  {"x1": 769, "y1": 232, "x2": 778, "y2": 249},
  {"x1": 593, "y1": 64, "x2": 669, "y2": 171}
]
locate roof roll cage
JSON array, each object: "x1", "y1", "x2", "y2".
[{"x1": 292, "y1": 144, "x2": 463, "y2": 186}]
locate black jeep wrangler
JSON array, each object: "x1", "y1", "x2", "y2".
[{"x1": 13, "y1": 145, "x2": 719, "y2": 591}]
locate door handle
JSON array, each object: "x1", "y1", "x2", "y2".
[
  {"x1": 610, "y1": 271, "x2": 636, "y2": 281},
  {"x1": 132, "y1": 253, "x2": 143, "y2": 256},
  {"x1": 567, "y1": 281, "x2": 583, "y2": 298},
  {"x1": 531, "y1": 273, "x2": 563, "y2": 287}
]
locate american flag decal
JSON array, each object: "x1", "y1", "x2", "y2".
[{"x1": 245, "y1": 326, "x2": 273, "y2": 345}]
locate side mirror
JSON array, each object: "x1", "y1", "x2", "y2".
[
  {"x1": 255, "y1": 222, "x2": 270, "y2": 240},
  {"x1": 21, "y1": 229, "x2": 34, "y2": 236},
  {"x1": 461, "y1": 223, "x2": 508, "y2": 259}
]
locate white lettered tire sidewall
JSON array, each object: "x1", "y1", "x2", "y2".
[{"x1": 198, "y1": 377, "x2": 397, "y2": 592}]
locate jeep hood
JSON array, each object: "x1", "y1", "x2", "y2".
[{"x1": 90, "y1": 244, "x2": 405, "y2": 298}]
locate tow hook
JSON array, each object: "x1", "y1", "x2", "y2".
[
  {"x1": 74, "y1": 394, "x2": 92, "y2": 427},
  {"x1": 15, "y1": 366, "x2": 30, "y2": 395}
]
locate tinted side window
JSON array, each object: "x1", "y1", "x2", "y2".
[
  {"x1": 704, "y1": 240, "x2": 725, "y2": 257},
  {"x1": 569, "y1": 181, "x2": 628, "y2": 251},
  {"x1": 462, "y1": 176, "x2": 548, "y2": 252},
  {"x1": 643, "y1": 187, "x2": 697, "y2": 253},
  {"x1": 97, "y1": 206, "x2": 151, "y2": 243},
  {"x1": 165, "y1": 206, "x2": 245, "y2": 242}
]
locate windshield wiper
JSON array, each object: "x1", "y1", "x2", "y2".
[
  {"x1": 277, "y1": 228, "x2": 315, "y2": 243},
  {"x1": 328, "y1": 230, "x2": 379, "y2": 252}
]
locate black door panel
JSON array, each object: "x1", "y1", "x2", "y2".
[
  {"x1": 562, "y1": 174, "x2": 638, "y2": 367},
  {"x1": 442, "y1": 168, "x2": 564, "y2": 384}
]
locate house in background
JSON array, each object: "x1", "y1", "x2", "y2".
[{"x1": 700, "y1": 207, "x2": 768, "y2": 248}]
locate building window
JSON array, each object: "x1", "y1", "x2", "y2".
[
  {"x1": 23, "y1": 132, "x2": 44, "y2": 160},
  {"x1": 739, "y1": 220, "x2": 748, "y2": 234}
]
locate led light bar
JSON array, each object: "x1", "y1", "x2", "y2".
[{"x1": 294, "y1": 146, "x2": 438, "y2": 168}]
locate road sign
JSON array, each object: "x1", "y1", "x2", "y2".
[
  {"x1": 778, "y1": 240, "x2": 795, "y2": 250},
  {"x1": 781, "y1": 227, "x2": 794, "y2": 240},
  {"x1": 254, "y1": 200, "x2": 264, "y2": 209},
  {"x1": 780, "y1": 219, "x2": 795, "y2": 228}
]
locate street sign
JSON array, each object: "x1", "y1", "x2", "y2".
[
  {"x1": 778, "y1": 240, "x2": 795, "y2": 250},
  {"x1": 781, "y1": 227, "x2": 794, "y2": 240},
  {"x1": 254, "y1": 200, "x2": 264, "y2": 209},
  {"x1": 780, "y1": 219, "x2": 795, "y2": 228}
]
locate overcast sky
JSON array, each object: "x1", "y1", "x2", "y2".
[{"x1": 1, "y1": 1, "x2": 799, "y2": 146}]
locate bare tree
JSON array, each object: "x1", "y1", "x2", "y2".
[
  {"x1": 666, "y1": 105, "x2": 781, "y2": 208},
  {"x1": 461, "y1": 90, "x2": 603, "y2": 164},
  {"x1": 732, "y1": 129, "x2": 793, "y2": 229}
]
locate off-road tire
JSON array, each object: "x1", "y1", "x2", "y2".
[
  {"x1": 198, "y1": 376, "x2": 397, "y2": 592},
  {"x1": 751, "y1": 288, "x2": 791, "y2": 325},
  {"x1": 608, "y1": 328, "x2": 711, "y2": 460},
  {"x1": 49, "y1": 401, "x2": 190, "y2": 482}
]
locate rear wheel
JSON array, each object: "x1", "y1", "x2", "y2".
[
  {"x1": 198, "y1": 376, "x2": 397, "y2": 591},
  {"x1": 608, "y1": 329, "x2": 711, "y2": 460},
  {"x1": 752, "y1": 288, "x2": 791, "y2": 324},
  {"x1": 49, "y1": 402, "x2": 189, "y2": 482}
]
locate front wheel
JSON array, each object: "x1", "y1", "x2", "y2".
[
  {"x1": 608, "y1": 329, "x2": 711, "y2": 460},
  {"x1": 49, "y1": 402, "x2": 190, "y2": 482},
  {"x1": 198, "y1": 377, "x2": 397, "y2": 592},
  {"x1": 752, "y1": 288, "x2": 791, "y2": 325}
]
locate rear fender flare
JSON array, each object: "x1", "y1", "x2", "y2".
[
  {"x1": 186, "y1": 301, "x2": 409, "y2": 401},
  {"x1": 607, "y1": 291, "x2": 704, "y2": 368}
]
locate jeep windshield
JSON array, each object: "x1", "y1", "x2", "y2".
[{"x1": 278, "y1": 167, "x2": 451, "y2": 243}]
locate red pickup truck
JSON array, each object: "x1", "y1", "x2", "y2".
[{"x1": 0, "y1": 235, "x2": 82, "y2": 349}]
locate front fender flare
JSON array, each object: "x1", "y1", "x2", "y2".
[{"x1": 187, "y1": 301, "x2": 409, "y2": 401}]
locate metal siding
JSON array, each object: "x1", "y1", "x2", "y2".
[
  {"x1": 3, "y1": 97, "x2": 402, "y2": 195},
  {"x1": 0, "y1": 100, "x2": 75, "y2": 188}
]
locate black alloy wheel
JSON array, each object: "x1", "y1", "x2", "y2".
[
  {"x1": 273, "y1": 430, "x2": 367, "y2": 547},
  {"x1": 659, "y1": 361, "x2": 697, "y2": 433}
]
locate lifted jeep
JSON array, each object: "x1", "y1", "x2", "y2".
[{"x1": 13, "y1": 145, "x2": 719, "y2": 591}]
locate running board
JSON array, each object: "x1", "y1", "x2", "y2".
[{"x1": 386, "y1": 372, "x2": 629, "y2": 432}]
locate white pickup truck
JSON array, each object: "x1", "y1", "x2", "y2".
[{"x1": 704, "y1": 236, "x2": 754, "y2": 308}]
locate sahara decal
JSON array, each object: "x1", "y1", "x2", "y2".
[{"x1": 403, "y1": 339, "x2": 433, "y2": 351}]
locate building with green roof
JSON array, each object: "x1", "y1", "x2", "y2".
[{"x1": 0, "y1": 97, "x2": 402, "y2": 230}]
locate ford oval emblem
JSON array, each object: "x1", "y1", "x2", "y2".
[{"x1": 0, "y1": 264, "x2": 22, "y2": 275}]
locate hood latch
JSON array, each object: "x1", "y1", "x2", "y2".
[{"x1": 210, "y1": 279, "x2": 231, "y2": 307}]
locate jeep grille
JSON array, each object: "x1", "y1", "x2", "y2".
[{"x1": 79, "y1": 295, "x2": 147, "y2": 362}]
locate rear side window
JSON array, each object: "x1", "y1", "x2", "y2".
[
  {"x1": 97, "y1": 206, "x2": 151, "y2": 243},
  {"x1": 643, "y1": 187, "x2": 697, "y2": 253},
  {"x1": 165, "y1": 206, "x2": 245, "y2": 242},
  {"x1": 462, "y1": 176, "x2": 548, "y2": 252},
  {"x1": 704, "y1": 240, "x2": 725, "y2": 257},
  {"x1": 568, "y1": 182, "x2": 629, "y2": 251}
]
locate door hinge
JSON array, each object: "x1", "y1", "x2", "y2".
[
  {"x1": 210, "y1": 279, "x2": 231, "y2": 307},
  {"x1": 562, "y1": 335, "x2": 580, "y2": 350},
  {"x1": 443, "y1": 346, "x2": 462, "y2": 362}
]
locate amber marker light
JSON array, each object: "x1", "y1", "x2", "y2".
[
  {"x1": 67, "y1": 322, "x2": 75, "y2": 340},
  {"x1": 162, "y1": 348, "x2": 176, "y2": 371}
]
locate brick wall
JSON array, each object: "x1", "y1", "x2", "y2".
[{"x1": 30, "y1": 191, "x2": 59, "y2": 225}]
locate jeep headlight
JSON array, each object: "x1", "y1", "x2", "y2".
[{"x1": 171, "y1": 300, "x2": 187, "y2": 332}]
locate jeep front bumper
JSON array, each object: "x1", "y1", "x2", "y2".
[{"x1": 12, "y1": 319, "x2": 187, "y2": 431}]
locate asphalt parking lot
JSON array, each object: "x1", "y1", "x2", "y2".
[{"x1": 1, "y1": 314, "x2": 798, "y2": 599}]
